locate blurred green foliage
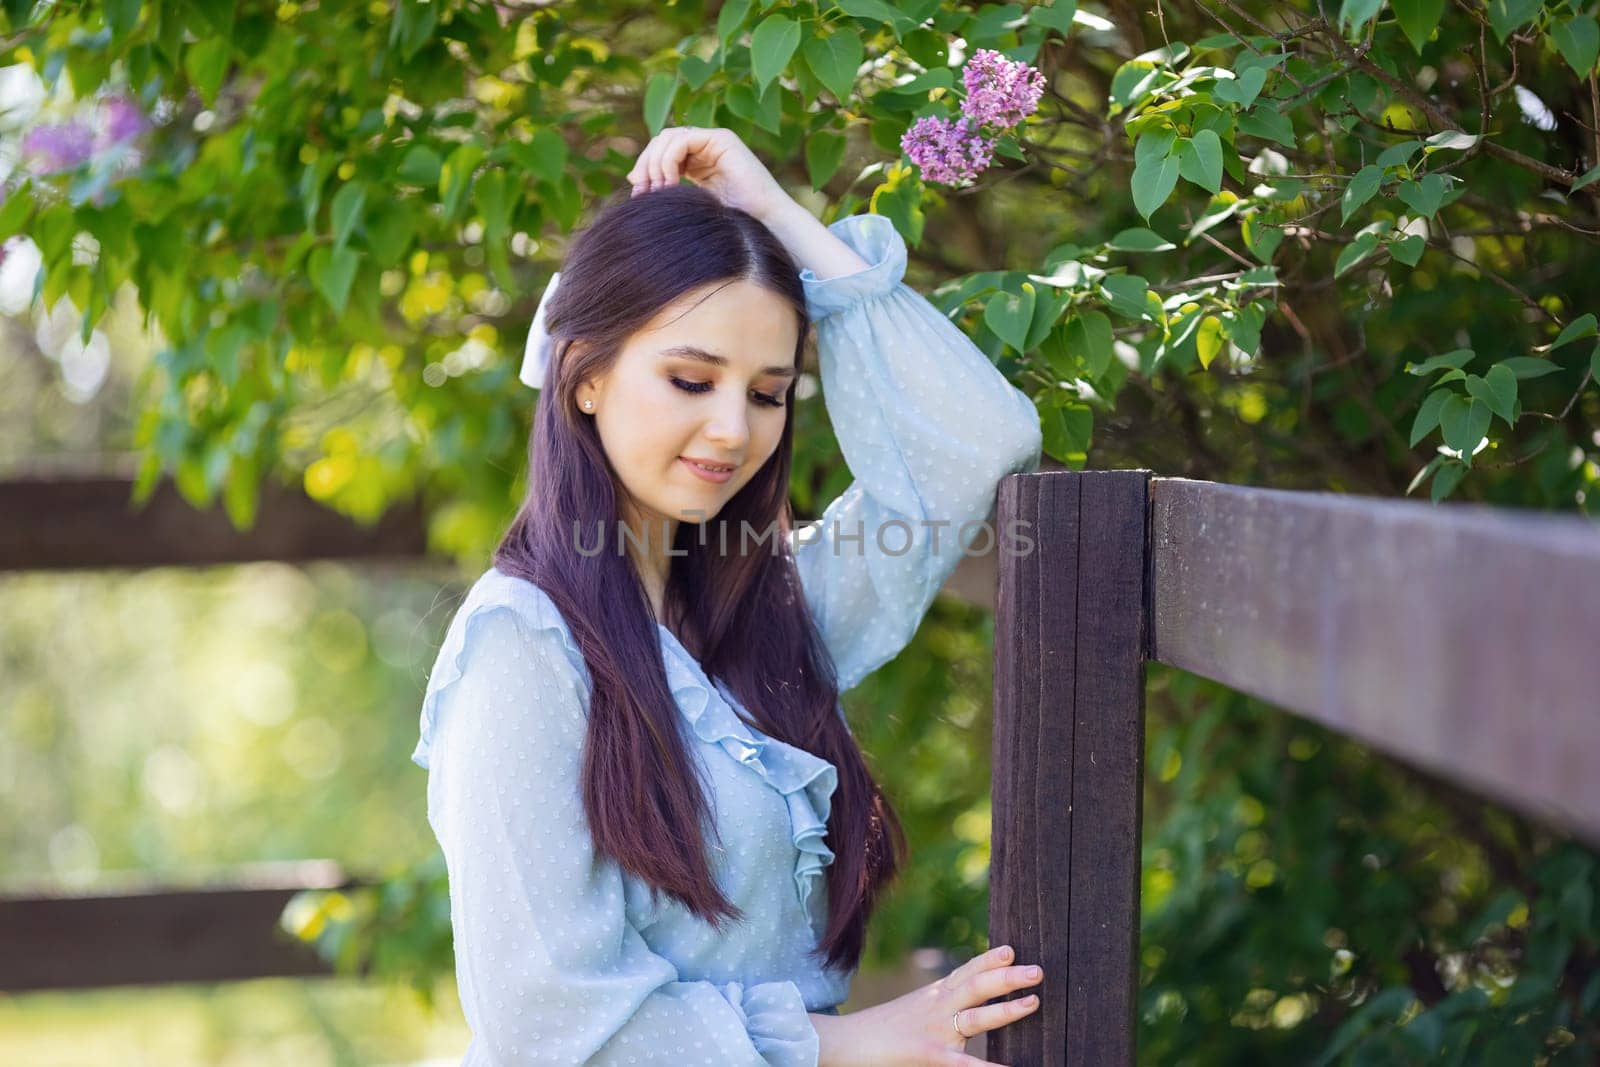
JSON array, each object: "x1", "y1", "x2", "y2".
[{"x1": 4, "y1": 0, "x2": 1599, "y2": 1062}]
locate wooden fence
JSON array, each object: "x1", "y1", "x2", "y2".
[{"x1": 985, "y1": 468, "x2": 1600, "y2": 1066}]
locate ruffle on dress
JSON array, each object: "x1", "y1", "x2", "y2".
[
  {"x1": 656, "y1": 623, "x2": 839, "y2": 928},
  {"x1": 415, "y1": 567, "x2": 839, "y2": 926}
]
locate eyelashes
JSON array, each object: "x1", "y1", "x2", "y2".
[{"x1": 669, "y1": 376, "x2": 785, "y2": 409}]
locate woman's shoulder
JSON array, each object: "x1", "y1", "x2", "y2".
[
  {"x1": 411, "y1": 565, "x2": 588, "y2": 770},
  {"x1": 456, "y1": 564, "x2": 587, "y2": 672}
]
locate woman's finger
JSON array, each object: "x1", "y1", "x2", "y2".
[
  {"x1": 964, "y1": 962, "x2": 1045, "y2": 1003},
  {"x1": 944, "y1": 944, "x2": 1014, "y2": 987},
  {"x1": 659, "y1": 128, "x2": 684, "y2": 187},
  {"x1": 958, "y1": 992, "x2": 1040, "y2": 1037}
]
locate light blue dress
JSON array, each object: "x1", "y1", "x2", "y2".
[{"x1": 412, "y1": 212, "x2": 1044, "y2": 1066}]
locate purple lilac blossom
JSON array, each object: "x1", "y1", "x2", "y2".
[
  {"x1": 960, "y1": 48, "x2": 1046, "y2": 130},
  {"x1": 900, "y1": 114, "x2": 995, "y2": 186},
  {"x1": 21, "y1": 119, "x2": 95, "y2": 173},
  {"x1": 97, "y1": 94, "x2": 147, "y2": 146}
]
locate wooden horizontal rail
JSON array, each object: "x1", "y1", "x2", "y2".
[
  {"x1": 0, "y1": 473, "x2": 430, "y2": 572},
  {"x1": 1148, "y1": 476, "x2": 1600, "y2": 845},
  {"x1": 0, "y1": 861, "x2": 370, "y2": 992}
]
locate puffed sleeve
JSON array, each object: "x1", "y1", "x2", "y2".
[
  {"x1": 792, "y1": 212, "x2": 1044, "y2": 694},
  {"x1": 423, "y1": 603, "x2": 822, "y2": 1066}
]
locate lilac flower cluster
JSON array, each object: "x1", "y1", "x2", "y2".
[
  {"x1": 20, "y1": 92, "x2": 149, "y2": 175},
  {"x1": 961, "y1": 48, "x2": 1047, "y2": 128},
  {"x1": 900, "y1": 115, "x2": 996, "y2": 186},
  {"x1": 900, "y1": 48, "x2": 1046, "y2": 187}
]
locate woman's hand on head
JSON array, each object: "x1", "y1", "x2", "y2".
[
  {"x1": 812, "y1": 944, "x2": 1045, "y2": 1066},
  {"x1": 626, "y1": 126, "x2": 791, "y2": 223}
]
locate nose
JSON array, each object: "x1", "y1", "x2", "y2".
[{"x1": 702, "y1": 397, "x2": 750, "y2": 452}]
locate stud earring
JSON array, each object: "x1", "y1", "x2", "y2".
[{"x1": 582, "y1": 399, "x2": 594, "y2": 411}]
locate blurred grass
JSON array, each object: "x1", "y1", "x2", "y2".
[{"x1": 0, "y1": 977, "x2": 471, "y2": 1066}]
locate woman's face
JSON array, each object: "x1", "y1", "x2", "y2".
[{"x1": 575, "y1": 278, "x2": 800, "y2": 540}]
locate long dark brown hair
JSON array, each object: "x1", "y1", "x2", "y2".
[{"x1": 491, "y1": 184, "x2": 906, "y2": 973}]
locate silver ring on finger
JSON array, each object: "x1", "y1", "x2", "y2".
[{"x1": 952, "y1": 1009, "x2": 971, "y2": 1040}]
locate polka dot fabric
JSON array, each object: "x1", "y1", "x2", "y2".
[
  {"x1": 793, "y1": 212, "x2": 1044, "y2": 695},
  {"x1": 413, "y1": 213, "x2": 1043, "y2": 1064}
]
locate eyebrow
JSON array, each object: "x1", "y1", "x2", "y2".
[{"x1": 660, "y1": 344, "x2": 797, "y2": 379}]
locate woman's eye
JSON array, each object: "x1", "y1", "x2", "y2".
[
  {"x1": 669, "y1": 376, "x2": 713, "y2": 395},
  {"x1": 670, "y1": 377, "x2": 785, "y2": 409}
]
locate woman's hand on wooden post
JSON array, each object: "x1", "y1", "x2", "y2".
[
  {"x1": 625, "y1": 125, "x2": 791, "y2": 223},
  {"x1": 812, "y1": 944, "x2": 1045, "y2": 1066}
]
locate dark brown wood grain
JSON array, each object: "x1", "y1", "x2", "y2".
[
  {"x1": 1148, "y1": 477, "x2": 1600, "y2": 845},
  {"x1": 988, "y1": 469, "x2": 1149, "y2": 1066},
  {"x1": 0, "y1": 862, "x2": 368, "y2": 992},
  {"x1": 0, "y1": 474, "x2": 429, "y2": 571}
]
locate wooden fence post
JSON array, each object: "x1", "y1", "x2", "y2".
[{"x1": 988, "y1": 469, "x2": 1150, "y2": 1066}]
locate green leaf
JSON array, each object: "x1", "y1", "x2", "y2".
[
  {"x1": 1196, "y1": 315, "x2": 1225, "y2": 370},
  {"x1": 1393, "y1": 0, "x2": 1444, "y2": 52},
  {"x1": 1499, "y1": 357, "x2": 1562, "y2": 379},
  {"x1": 717, "y1": 0, "x2": 752, "y2": 43},
  {"x1": 473, "y1": 167, "x2": 514, "y2": 245},
  {"x1": 1465, "y1": 367, "x2": 1516, "y2": 425},
  {"x1": 680, "y1": 55, "x2": 716, "y2": 92},
  {"x1": 330, "y1": 181, "x2": 366, "y2": 250},
  {"x1": 510, "y1": 128, "x2": 568, "y2": 186},
  {"x1": 308, "y1": 245, "x2": 360, "y2": 316},
  {"x1": 985, "y1": 284, "x2": 1037, "y2": 352},
  {"x1": 105, "y1": 0, "x2": 141, "y2": 45},
  {"x1": 1398, "y1": 173, "x2": 1449, "y2": 218},
  {"x1": 643, "y1": 72, "x2": 677, "y2": 134},
  {"x1": 802, "y1": 32, "x2": 862, "y2": 104},
  {"x1": 1552, "y1": 313, "x2": 1598, "y2": 349},
  {"x1": 805, "y1": 129, "x2": 846, "y2": 189},
  {"x1": 749, "y1": 14, "x2": 801, "y2": 92},
  {"x1": 1575, "y1": 164, "x2": 1600, "y2": 192},
  {"x1": 1550, "y1": 16, "x2": 1599, "y2": 78},
  {"x1": 1039, "y1": 399, "x2": 1093, "y2": 463},
  {"x1": 1107, "y1": 227, "x2": 1175, "y2": 252},
  {"x1": 1237, "y1": 106, "x2": 1295, "y2": 148},
  {"x1": 1334, "y1": 232, "x2": 1379, "y2": 277},
  {"x1": 1177, "y1": 129, "x2": 1223, "y2": 194},
  {"x1": 1479, "y1": 363, "x2": 1518, "y2": 425},
  {"x1": 439, "y1": 143, "x2": 485, "y2": 221},
  {"x1": 1406, "y1": 454, "x2": 1444, "y2": 496},
  {"x1": 1131, "y1": 152, "x2": 1180, "y2": 220},
  {"x1": 833, "y1": 0, "x2": 916, "y2": 37},
  {"x1": 1100, "y1": 273, "x2": 1152, "y2": 320},
  {"x1": 0, "y1": 180, "x2": 32, "y2": 242},
  {"x1": 1226, "y1": 301, "x2": 1266, "y2": 355},
  {"x1": 1487, "y1": 0, "x2": 1542, "y2": 43},
  {"x1": 1375, "y1": 140, "x2": 1423, "y2": 169},
  {"x1": 1405, "y1": 348, "x2": 1474, "y2": 375},
  {"x1": 1423, "y1": 129, "x2": 1480, "y2": 154},
  {"x1": 184, "y1": 37, "x2": 230, "y2": 107},
  {"x1": 397, "y1": 145, "x2": 442, "y2": 187},
  {"x1": 1439, "y1": 394, "x2": 1490, "y2": 455},
  {"x1": 1591, "y1": 344, "x2": 1600, "y2": 385},
  {"x1": 1339, "y1": 0, "x2": 1385, "y2": 36},
  {"x1": 1431, "y1": 459, "x2": 1467, "y2": 502},
  {"x1": 1025, "y1": 286, "x2": 1066, "y2": 351},
  {"x1": 1063, "y1": 311, "x2": 1114, "y2": 377},
  {"x1": 1213, "y1": 66, "x2": 1266, "y2": 107},
  {"x1": 1409, "y1": 387, "x2": 1451, "y2": 446},
  {"x1": 1389, "y1": 232, "x2": 1426, "y2": 266},
  {"x1": 1342, "y1": 165, "x2": 1383, "y2": 224},
  {"x1": 1030, "y1": 0, "x2": 1078, "y2": 35}
]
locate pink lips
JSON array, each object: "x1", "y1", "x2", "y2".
[{"x1": 679, "y1": 457, "x2": 734, "y2": 484}]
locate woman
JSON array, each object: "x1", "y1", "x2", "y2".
[{"x1": 413, "y1": 126, "x2": 1046, "y2": 1065}]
